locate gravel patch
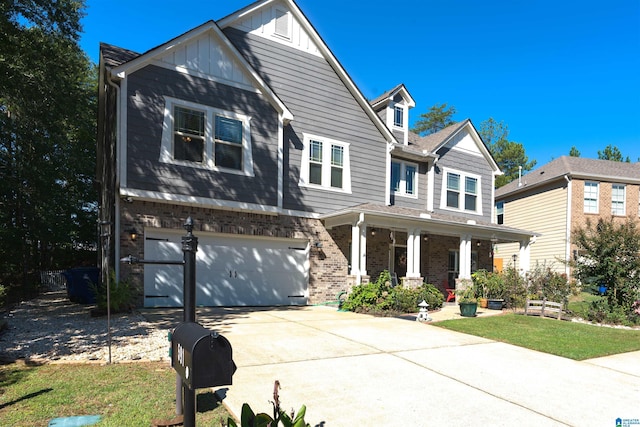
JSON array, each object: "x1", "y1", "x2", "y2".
[{"x1": 0, "y1": 291, "x2": 171, "y2": 363}]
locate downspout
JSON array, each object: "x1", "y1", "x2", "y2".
[
  {"x1": 564, "y1": 174, "x2": 572, "y2": 277},
  {"x1": 106, "y1": 71, "x2": 121, "y2": 280}
]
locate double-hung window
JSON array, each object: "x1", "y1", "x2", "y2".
[
  {"x1": 442, "y1": 168, "x2": 481, "y2": 214},
  {"x1": 393, "y1": 105, "x2": 404, "y2": 128},
  {"x1": 584, "y1": 181, "x2": 599, "y2": 214},
  {"x1": 160, "y1": 97, "x2": 253, "y2": 176},
  {"x1": 391, "y1": 161, "x2": 417, "y2": 197},
  {"x1": 612, "y1": 184, "x2": 626, "y2": 215},
  {"x1": 496, "y1": 201, "x2": 504, "y2": 224},
  {"x1": 300, "y1": 134, "x2": 351, "y2": 192}
]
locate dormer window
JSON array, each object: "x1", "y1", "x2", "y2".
[{"x1": 394, "y1": 105, "x2": 404, "y2": 128}]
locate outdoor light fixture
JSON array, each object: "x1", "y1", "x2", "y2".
[
  {"x1": 512, "y1": 254, "x2": 518, "y2": 263},
  {"x1": 370, "y1": 228, "x2": 376, "y2": 236},
  {"x1": 476, "y1": 240, "x2": 481, "y2": 247},
  {"x1": 423, "y1": 235, "x2": 429, "y2": 241},
  {"x1": 129, "y1": 227, "x2": 139, "y2": 241}
]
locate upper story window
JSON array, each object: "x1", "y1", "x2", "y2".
[
  {"x1": 496, "y1": 201, "x2": 504, "y2": 224},
  {"x1": 300, "y1": 133, "x2": 351, "y2": 192},
  {"x1": 161, "y1": 97, "x2": 253, "y2": 176},
  {"x1": 274, "y1": 8, "x2": 291, "y2": 39},
  {"x1": 393, "y1": 106, "x2": 404, "y2": 128},
  {"x1": 612, "y1": 184, "x2": 626, "y2": 216},
  {"x1": 391, "y1": 160, "x2": 417, "y2": 197},
  {"x1": 584, "y1": 181, "x2": 599, "y2": 214},
  {"x1": 441, "y1": 168, "x2": 482, "y2": 214}
]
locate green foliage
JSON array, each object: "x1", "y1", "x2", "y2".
[
  {"x1": 597, "y1": 144, "x2": 631, "y2": 162},
  {"x1": 0, "y1": 0, "x2": 97, "y2": 294},
  {"x1": 478, "y1": 118, "x2": 536, "y2": 188},
  {"x1": 569, "y1": 146, "x2": 581, "y2": 157},
  {"x1": 342, "y1": 270, "x2": 444, "y2": 314},
  {"x1": 227, "y1": 381, "x2": 310, "y2": 427},
  {"x1": 411, "y1": 103, "x2": 457, "y2": 136},
  {"x1": 471, "y1": 269, "x2": 505, "y2": 299},
  {"x1": 526, "y1": 264, "x2": 577, "y2": 304},
  {"x1": 94, "y1": 271, "x2": 133, "y2": 313},
  {"x1": 502, "y1": 266, "x2": 527, "y2": 309},
  {"x1": 572, "y1": 218, "x2": 640, "y2": 323}
]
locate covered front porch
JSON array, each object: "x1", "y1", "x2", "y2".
[{"x1": 323, "y1": 204, "x2": 536, "y2": 298}]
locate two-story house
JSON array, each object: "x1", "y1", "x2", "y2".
[
  {"x1": 97, "y1": 0, "x2": 535, "y2": 307},
  {"x1": 495, "y1": 156, "x2": 640, "y2": 280}
]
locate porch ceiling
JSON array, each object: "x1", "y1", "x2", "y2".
[{"x1": 321, "y1": 203, "x2": 537, "y2": 243}]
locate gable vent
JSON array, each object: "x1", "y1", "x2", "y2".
[{"x1": 275, "y1": 9, "x2": 290, "y2": 38}]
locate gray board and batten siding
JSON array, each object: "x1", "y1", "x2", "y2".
[
  {"x1": 224, "y1": 27, "x2": 389, "y2": 215},
  {"x1": 125, "y1": 64, "x2": 280, "y2": 207},
  {"x1": 432, "y1": 143, "x2": 494, "y2": 224}
]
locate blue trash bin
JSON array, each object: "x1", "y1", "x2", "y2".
[{"x1": 62, "y1": 267, "x2": 100, "y2": 304}]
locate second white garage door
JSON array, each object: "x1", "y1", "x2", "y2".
[{"x1": 143, "y1": 229, "x2": 309, "y2": 307}]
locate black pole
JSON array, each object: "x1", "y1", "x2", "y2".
[{"x1": 181, "y1": 217, "x2": 198, "y2": 427}]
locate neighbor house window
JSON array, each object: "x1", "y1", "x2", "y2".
[
  {"x1": 393, "y1": 105, "x2": 404, "y2": 128},
  {"x1": 160, "y1": 97, "x2": 253, "y2": 175},
  {"x1": 612, "y1": 184, "x2": 626, "y2": 215},
  {"x1": 300, "y1": 134, "x2": 351, "y2": 192},
  {"x1": 584, "y1": 181, "x2": 599, "y2": 214},
  {"x1": 442, "y1": 168, "x2": 481, "y2": 213},
  {"x1": 391, "y1": 160, "x2": 417, "y2": 197},
  {"x1": 496, "y1": 201, "x2": 504, "y2": 224}
]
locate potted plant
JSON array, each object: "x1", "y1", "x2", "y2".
[
  {"x1": 478, "y1": 270, "x2": 505, "y2": 310},
  {"x1": 458, "y1": 282, "x2": 477, "y2": 317},
  {"x1": 471, "y1": 270, "x2": 489, "y2": 308}
]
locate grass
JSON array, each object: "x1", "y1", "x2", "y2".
[
  {"x1": 567, "y1": 291, "x2": 604, "y2": 317},
  {"x1": 0, "y1": 361, "x2": 230, "y2": 427},
  {"x1": 434, "y1": 313, "x2": 640, "y2": 360}
]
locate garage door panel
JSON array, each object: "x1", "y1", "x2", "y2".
[{"x1": 143, "y1": 230, "x2": 308, "y2": 307}]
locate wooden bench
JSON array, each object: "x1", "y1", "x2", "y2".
[{"x1": 525, "y1": 299, "x2": 564, "y2": 320}]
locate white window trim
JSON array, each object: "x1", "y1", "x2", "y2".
[
  {"x1": 583, "y1": 181, "x2": 599, "y2": 214},
  {"x1": 496, "y1": 201, "x2": 504, "y2": 224},
  {"x1": 611, "y1": 183, "x2": 626, "y2": 216},
  {"x1": 160, "y1": 96, "x2": 254, "y2": 176},
  {"x1": 440, "y1": 167, "x2": 483, "y2": 215},
  {"x1": 391, "y1": 160, "x2": 418, "y2": 198},
  {"x1": 299, "y1": 133, "x2": 351, "y2": 193}
]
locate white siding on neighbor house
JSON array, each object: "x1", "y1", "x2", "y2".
[{"x1": 497, "y1": 184, "x2": 568, "y2": 274}]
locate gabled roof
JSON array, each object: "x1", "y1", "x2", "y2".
[
  {"x1": 496, "y1": 156, "x2": 640, "y2": 198},
  {"x1": 103, "y1": 20, "x2": 293, "y2": 122},
  {"x1": 401, "y1": 120, "x2": 502, "y2": 173},
  {"x1": 217, "y1": 0, "x2": 398, "y2": 144},
  {"x1": 369, "y1": 84, "x2": 416, "y2": 110},
  {"x1": 100, "y1": 43, "x2": 139, "y2": 68}
]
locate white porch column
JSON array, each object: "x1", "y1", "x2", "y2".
[
  {"x1": 359, "y1": 222, "x2": 368, "y2": 277},
  {"x1": 459, "y1": 234, "x2": 472, "y2": 280},
  {"x1": 351, "y1": 213, "x2": 364, "y2": 282},
  {"x1": 519, "y1": 239, "x2": 531, "y2": 275},
  {"x1": 406, "y1": 228, "x2": 421, "y2": 278}
]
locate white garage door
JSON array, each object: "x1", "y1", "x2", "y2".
[{"x1": 143, "y1": 229, "x2": 309, "y2": 307}]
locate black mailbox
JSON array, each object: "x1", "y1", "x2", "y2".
[{"x1": 171, "y1": 322, "x2": 236, "y2": 390}]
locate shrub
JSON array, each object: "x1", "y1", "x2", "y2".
[
  {"x1": 471, "y1": 269, "x2": 504, "y2": 299},
  {"x1": 342, "y1": 270, "x2": 443, "y2": 314},
  {"x1": 93, "y1": 271, "x2": 133, "y2": 314}
]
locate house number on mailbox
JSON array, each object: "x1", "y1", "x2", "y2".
[{"x1": 176, "y1": 343, "x2": 187, "y2": 378}]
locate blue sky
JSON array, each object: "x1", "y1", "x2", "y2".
[{"x1": 79, "y1": 0, "x2": 640, "y2": 166}]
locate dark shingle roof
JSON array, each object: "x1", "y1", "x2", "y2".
[
  {"x1": 100, "y1": 43, "x2": 140, "y2": 68},
  {"x1": 369, "y1": 84, "x2": 406, "y2": 107},
  {"x1": 496, "y1": 156, "x2": 640, "y2": 197}
]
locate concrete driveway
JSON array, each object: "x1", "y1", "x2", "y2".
[{"x1": 141, "y1": 305, "x2": 640, "y2": 426}]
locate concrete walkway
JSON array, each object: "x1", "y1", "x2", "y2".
[{"x1": 141, "y1": 305, "x2": 640, "y2": 426}]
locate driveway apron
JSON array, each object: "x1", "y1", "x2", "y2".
[{"x1": 141, "y1": 305, "x2": 640, "y2": 426}]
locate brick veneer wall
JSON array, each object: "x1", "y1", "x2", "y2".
[{"x1": 119, "y1": 201, "x2": 350, "y2": 305}]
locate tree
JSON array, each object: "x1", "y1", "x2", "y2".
[
  {"x1": 478, "y1": 118, "x2": 536, "y2": 188},
  {"x1": 572, "y1": 218, "x2": 640, "y2": 321},
  {"x1": 597, "y1": 144, "x2": 631, "y2": 162},
  {"x1": 569, "y1": 146, "x2": 580, "y2": 157},
  {"x1": 411, "y1": 103, "x2": 457, "y2": 136},
  {"x1": 0, "y1": 0, "x2": 97, "y2": 294}
]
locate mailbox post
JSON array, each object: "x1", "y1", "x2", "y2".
[{"x1": 121, "y1": 217, "x2": 236, "y2": 427}]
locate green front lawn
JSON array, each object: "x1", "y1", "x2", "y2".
[
  {"x1": 0, "y1": 361, "x2": 229, "y2": 427},
  {"x1": 434, "y1": 313, "x2": 640, "y2": 360}
]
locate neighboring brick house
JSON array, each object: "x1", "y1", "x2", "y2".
[
  {"x1": 495, "y1": 156, "x2": 640, "y2": 280},
  {"x1": 97, "y1": 0, "x2": 535, "y2": 307}
]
